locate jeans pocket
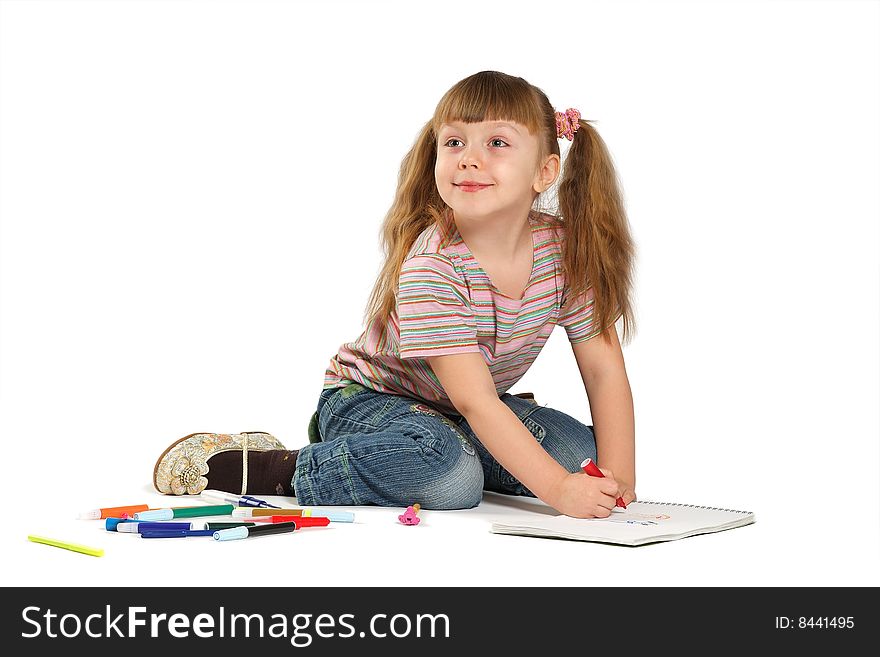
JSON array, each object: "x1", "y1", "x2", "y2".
[
  {"x1": 327, "y1": 384, "x2": 398, "y2": 430},
  {"x1": 502, "y1": 392, "x2": 544, "y2": 422},
  {"x1": 326, "y1": 383, "x2": 368, "y2": 411}
]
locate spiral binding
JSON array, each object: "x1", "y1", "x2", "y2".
[{"x1": 637, "y1": 500, "x2": 752, "y2": 514}]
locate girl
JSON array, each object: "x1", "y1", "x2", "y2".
[{"x1": 153, "y1": 70, "x2": 637, "y2": 519}]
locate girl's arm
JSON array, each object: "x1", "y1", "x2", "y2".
[
  {"x1": 427, "y1": 353, "x2": 620, "y2": 518},
  {"x1": 571, "y1": 328, "x2": 636, "y2": 502}
]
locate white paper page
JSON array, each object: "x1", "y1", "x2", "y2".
[{"x1": 492, "y1": 501, "x2": 755, "y2": 545}]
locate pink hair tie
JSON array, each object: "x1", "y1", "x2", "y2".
[{"x1": 555, "y1": 107, "x2": 582, "y2": 140}]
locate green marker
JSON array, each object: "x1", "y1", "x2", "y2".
[{"x1": 134, "y1": 504, "x2": 235, "y2": 521}]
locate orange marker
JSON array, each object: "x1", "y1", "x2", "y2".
[
  {"x1": 78, "y1": 504, "x2": 150, "y2": 520},
  {"x1": 580, "y1": 458, "x2": 627, "y2": 508}
]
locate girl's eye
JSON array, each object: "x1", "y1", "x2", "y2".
[{"x1": 443, "y1": 138, "x2": 509, "y2": 148}]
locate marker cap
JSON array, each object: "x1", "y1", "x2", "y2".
[
  {"x1": 134, "y1": 509, "x2": 174, "y2": 521},
  {"x1": 200, "y1": 490, "x2": 236, "y2": 504},
  {"x1": 317, "y1": 510, "x2": 355, "y2": 523},
  {"x1": 105, "y1": 518, "x2": 135, "y2": 531},
  {"x1": 213, "y1": 527, "x2": 249, "y2": 542}
]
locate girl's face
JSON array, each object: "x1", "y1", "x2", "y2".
[{"x1": 435, "y1": 119, "x2": 554, "y2": 225}]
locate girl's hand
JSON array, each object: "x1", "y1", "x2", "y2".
[
  {"x1": 599, "y1": 467, "x2": 636, "y2": 506},
  {"x1": 618, "y1": 484, "x2": 637, "y2": 506},
  {"x1": 547, "y1": 471, "x2": 621, "y2": 519}
]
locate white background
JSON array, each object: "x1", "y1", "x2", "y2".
[{"x1": 1, "y1": 0, "x2": 877, "y2": 587}]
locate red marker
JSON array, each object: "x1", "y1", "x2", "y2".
[
  {"x1": 580, "y1": 458, "x2": 627, "y2": 508},
  {"x1": 290, "y1": 516, "x2": 331, "y2": 529},
  {"x1": 250, "y1": 515, "x2": 331, "y2": 528}
]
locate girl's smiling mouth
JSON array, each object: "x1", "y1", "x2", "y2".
[{"x1": 455, "y1": 183, "x2": 492, "y2": 192}]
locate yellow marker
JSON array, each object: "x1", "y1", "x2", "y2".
[{"x1": 28, "y1": 535, "x2": 104, "y2": 557}]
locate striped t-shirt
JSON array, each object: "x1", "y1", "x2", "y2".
[{"x1": 323, "y1": 210, "x2": 604, "y2": 414}]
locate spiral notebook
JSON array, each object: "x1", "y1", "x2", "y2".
[{"x1": 490, "y1": 500, "x2": 755, "y2": 546}]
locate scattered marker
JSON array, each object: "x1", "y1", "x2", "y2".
[{"x1": 28, "y1": 535, "x2": 104, "y2": 557}]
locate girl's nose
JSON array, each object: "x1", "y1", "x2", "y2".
[
  {"x1": 458, "y1": 151, "x2": 481, "y2": 168},
  {"x1": 457, "y1": 143, "x2": 483, "y2": 168}
]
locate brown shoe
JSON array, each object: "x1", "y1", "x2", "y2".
[{"x1": 153, "y1": 431, "x2": 286, "y2": 495}]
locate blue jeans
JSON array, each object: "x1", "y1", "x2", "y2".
[{"x1": 292, "y1": 383, "x2": 598, "y2": 509}]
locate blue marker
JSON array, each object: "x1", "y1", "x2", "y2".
[
  {"x1": 140, "y1": 529, "x2": 216, "y2": 538},
  {"x1": 117, "y1": 522, "x2": 199, "y2": 534},
  {"x1": 199, "y1": 489, "x2": 281, "y2": 509}
]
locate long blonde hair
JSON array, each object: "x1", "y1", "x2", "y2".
[{"x1": 364, "y1": 70, "x2": 636, "y2": 345}]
